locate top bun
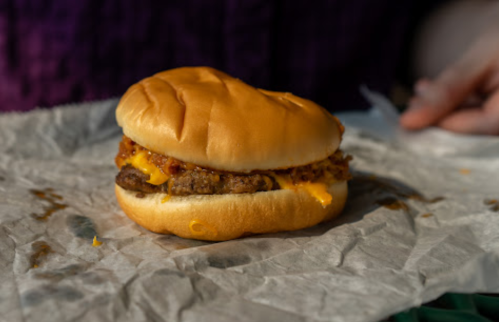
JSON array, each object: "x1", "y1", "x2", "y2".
[{"x1": 116, "y1": 67, "x2": 343, "y2": 172}]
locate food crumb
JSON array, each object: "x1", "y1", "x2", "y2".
[
  {"x1": 459, "y1": 168, "x2": 471, "y2": 175},
  {"x1": 92, "y1": 236, "x2": 103, "y2": 247},
  {"x1": 422, "y1": 213, "x2": 433, "y2": 218}
]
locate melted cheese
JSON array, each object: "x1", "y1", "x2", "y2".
[
  {"x1": 127, "y1": 151, "x2": 169, "y2": 185},
  {"x1": 297, "y1": 182, "x2": 332, "y2": 206},
  {"x1": 162, "y1": 195, "x2": 171, "y2": 203},
  {"x1": 92, "y1": 236, "x2": 103, "y2": 247},
  {"x1": 161, "y1": 179, "x2": 175, "y2": 203},
  {"x1": 274, "y1": 175, "x2": 332, "y2": 207},
  {"x1": 189, "y1": 220, "x2": 218, "y2": 237}
]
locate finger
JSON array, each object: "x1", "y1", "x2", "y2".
[
  {"x1": 437, "y1": 90, "x2": 499, "y2": 135},
  {"x1": 459, "y1": 93, "x2": 486, "y2": 108},
  {"x1": 484, "y1": 86, "x2": 499, "y2": 114},
  {"x1": 483, "y1": 65, "x2": 499, "y2": 93},
  {"x1": 400, "y1": 56, "x2": 490, "y2": 130}
]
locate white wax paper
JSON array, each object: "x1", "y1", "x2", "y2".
[{"x1": 1, "y1": 98, "x2": 499, "y2": 322}]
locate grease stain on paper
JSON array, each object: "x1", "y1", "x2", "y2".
[
  {"x1": 33, "y1": 264, "x2": 103, "y2": 284},
  {"x1": 207, "y1": 254, "x2": 251, "y2": 269},
  {"x1": 80, "y1": 272, "x2": 105, "y2": 285},
  {"x1": 484, "y1": 199, "x2": 499, "y2": 212},
  {"x1": 30, "y1": 241, "x2": 53, "y2": 268},
  {"x1": 459, "y1": 168, "x2": 471, "y2": 175},
  {"x1": 351, "y1": 172, "x2": 445, "y2": 215},
  {"x1": 30, "y1": 188, "x2": 68, "y2": 221},
  {"x1": 376, "y1": 197, "x2": 409, "y2": 211},
  {"x1": 66, "y1": 215, "x2": 97, "y2": 239},
  {"x1": 155, "y1": 268, "x2": 187, "y2": 278},
  {"x1": 34, "y1": 264, "x2": 84, "y2": 281},
  {"x1": 353, "y1": 173, "x2": 444, "y2": 203},
  {"x1": 21, "y1": 285, "x2": 84, "y2": 307}
]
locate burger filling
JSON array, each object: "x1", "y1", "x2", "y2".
[{"x1": 115, "y1": 136, "x2": 351, "y2": 203}]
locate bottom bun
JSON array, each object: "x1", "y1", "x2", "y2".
[{"x1": 115, "y1": 181, "x2": 348, "y2": 241}]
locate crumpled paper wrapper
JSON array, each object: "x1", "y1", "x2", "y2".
[{"x1": 1, "y1": 98, "x2": 499, "y2": 322}]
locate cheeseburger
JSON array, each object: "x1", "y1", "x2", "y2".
[{"x1": 114, "y1": 67, "x2": 351, "y2": 241}]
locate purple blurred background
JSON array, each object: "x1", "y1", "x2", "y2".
[{"x1": 0, "y1": 0, "x2": 437, "y2": 112}]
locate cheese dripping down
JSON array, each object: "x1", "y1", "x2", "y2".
[
  {"x1": 273, "y1": 175, "x2": 333, "y2": 207},
  {"x1": 126, "y1": 151, "x2": 169, "y2": 185}
]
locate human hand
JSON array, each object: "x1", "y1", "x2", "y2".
[{"x1": 400, "y1": 5, "x2": 499, "y2": 135}]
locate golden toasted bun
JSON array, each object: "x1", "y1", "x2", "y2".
[
  {"x1": 116, "y1": 66, "x2": 343, "y2": 172},
  {"x1": 115, "y1": 181, "x2": 348, "y2": 241}
]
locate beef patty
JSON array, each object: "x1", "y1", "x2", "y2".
[
  {"x1": 116, "y1": 165, "x2": 276, "y2": 196},
  {"x1": 115, "y1": 136, "x2": 351, "y2": 196}
]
